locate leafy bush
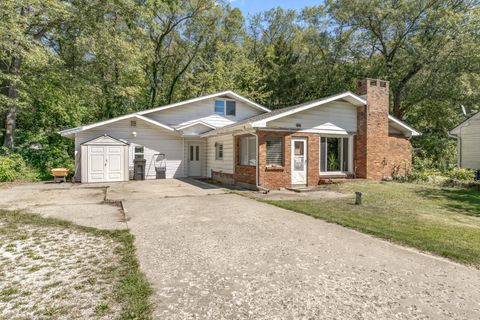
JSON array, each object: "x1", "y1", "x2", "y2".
[
  {"x1": 0, "y1": 148, "x2": 38, "y2": 182},
  {"x1": 445, "y1": 168, "x2": 475, "y2": 181}
]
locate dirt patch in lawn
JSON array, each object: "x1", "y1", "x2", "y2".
[{"x1": 0, "y1": 211, "x2": 152, "y2": 320}]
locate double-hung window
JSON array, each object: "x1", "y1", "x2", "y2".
[
  {"x1": 215, "y1": 99, "x2": 236, "y2": 116},
  {"x1": 320, "y1": 137, "x2": 350, "y2": 173},
  {"x1": 134, "y1": 146, "x2": 144, "y2": 159},
  {"x1": 239, "y1": 136, "x2": 256, "y2": 166},
  {"x1": 215, "y1": 143, "x2": 223, "y2": 160}
]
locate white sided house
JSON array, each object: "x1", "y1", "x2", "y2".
[
  {"x1": 59, "y1": 79, "x2": 419, "y2": 188},
  {"x1": 450, "y1": 111, "x2": 480, "y2": 170}
]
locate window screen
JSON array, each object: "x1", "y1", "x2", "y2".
[
  {"x1": 240, "y1": 136, "x2": 256, "y2": 166},
  {"x1": 214, "y1": 100, "x2": 225, "y2": 114},
  {"x1": 266, "y1": 137, "x2": 283, "y2": 166}
]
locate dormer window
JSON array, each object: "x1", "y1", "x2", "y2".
[
  {"x1": 215, "y1": 100, "x2": 225, "y2": 114},
  {"x1": 214, "y1": 99, "x2": 236, "y2": 116},
  {"x1": 226, "y1": 100, "x2": 236, "y2": 116}
]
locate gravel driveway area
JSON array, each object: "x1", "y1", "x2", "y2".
[
  {"x1": 124, "y1": 191, "x2": 480, "y2": 320},
  {"x1": 2, "y1": 180, "x2": 479, "y2": 319}
]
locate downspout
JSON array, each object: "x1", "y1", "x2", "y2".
[
  {"x1": 182, "y1": 137, "x2": 185, "y2": 176},
  {"x1": 251, "y1": 130, "x2": 259, "y2": 188}
]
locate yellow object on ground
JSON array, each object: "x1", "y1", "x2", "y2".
[{"x1": 51, "y1": 168, "x2": 69, "y2": 182}]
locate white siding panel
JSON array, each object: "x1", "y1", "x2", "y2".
[
  {"x1": 74, "y1": 118, "x2": 185, "y2": 181},
  {"x1": 181, "y1": 124, "x2": 213, "y2": 135},
  {"x1": 460, "y1": 119, "x2": 480, "y2": 169},
  {"x1": 206, "y1": 134, "x2": 234, "y2": 175},
  {"x1": 147, "y1": 98, "x2": 263, "y2": 125},
  {"x1": 266, "y1": 101, "x2": 357, "y2": 132}
]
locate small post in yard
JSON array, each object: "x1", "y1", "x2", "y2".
[{"x1": 355, "y1": 192, "x2": 362, "y2": 205}]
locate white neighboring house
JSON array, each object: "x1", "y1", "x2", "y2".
[
  {"x1": 450, "y1": 111, "x2": 480, "y2": 170},
  {"x1": 59, "y1": 79, "x2": 419, "y2": 187}
]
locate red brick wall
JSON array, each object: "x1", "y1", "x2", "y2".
[
  {"x1": 356, "y1": 79, "x2": 390, "y2": 179},
  {"x1": 355, "y1": 79, "x2": 414, "y2": 179},
  {"x1": 211, "y1": 170, "x2": 235, "y2": 185},
  {"x1": 258, "y1": 131, "x2": 319, "y2": 189},
  {"x1": 386, "y1": 134, "x2": 412, "y2": 177},
  {"x1": 234, "y1": 135, "x2": 257, "y2": 185}
]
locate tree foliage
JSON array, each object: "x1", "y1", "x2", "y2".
[{"x1": 1, "y1": 0, "x2": 479, "y2": 178}]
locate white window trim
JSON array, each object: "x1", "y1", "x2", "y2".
[
  {"x1": 214, "y1": 98, "x2": 236, "y2": 116},
  {"x1": 134, "y1": 145, "x2": 145, "y2": 159},
  {"x1": 239, "y1": 136, "x2": 257, "y2": 166},
  {"x1": 319, "y1": 135, "x2": 353, "y2": 174},
  {"x1": 215, "y1": 142, "x2": 224, "y2": 160}
]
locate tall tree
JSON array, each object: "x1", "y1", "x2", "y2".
[
  {"x1": 0, "y1": 0, "x2": 70, "y2": 148},
  {"x1": 326, "y1": 0, "x2": 480, "y2": 118}
]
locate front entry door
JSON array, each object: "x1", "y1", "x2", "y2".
[
  {"x1": 188, "y1": 144, "x2": 201, "y2": 176},
  {"x1": 291, "y1": 138, "x2": 307, "y2": 185}
]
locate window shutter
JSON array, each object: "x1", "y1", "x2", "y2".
[{"x1": 266, "y1": 137, "x2": 283, "y2": 166}]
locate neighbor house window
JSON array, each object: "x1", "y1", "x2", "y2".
[
  {"x1": 239, "y1": 136, "x2": 256, "y2": 166},
  {"x1": 226, "y1": 100, "x2": 236, "y2": 116},
  {"x1": 134, "y1": 146, "x2": 144, "y2": 159},
  {"x1": 266, "y1": 137, "x2": 283, "y2": 166},
  {"x1": 320, "y1": 137, "x2": 350, "y2": 172},
  {"x1": 215, "y1": 143, "x2": 223, "y2": 160},
  {"x1": 214, "y1": 100, "x2": 225, "y2": 114}
]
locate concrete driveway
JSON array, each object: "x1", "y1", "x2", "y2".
[
  {"x1": 122, "y1": 182, "x2": 480, "y2": 320},
  {"x1": 1, "y1": 179, "x2": 479, "y2": 319}
]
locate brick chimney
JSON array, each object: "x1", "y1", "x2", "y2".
[{"x1": 355, "y1": 79, "x2": 389, "y2": 179}]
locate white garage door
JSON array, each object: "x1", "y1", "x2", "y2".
[
  {"x1": 88, "y1": 145, "x2": 125, "y2": 182},
  {"x1": 81, "y1": 135, "x2": 128, "y2": 183}
]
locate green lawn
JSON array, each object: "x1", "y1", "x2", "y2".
[
  {"x1": 265, "y1": 181, "x2": 480, "y2": 267},
  {"x1": 0, "y1": 211, "x2": 152, "y2": 320}
]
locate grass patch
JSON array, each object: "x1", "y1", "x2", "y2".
[
  {"x1": 264, "y1": 181, "x2": 480, "y2": 267},
  {"x1": 0, "y1": 210, "x2": 153, "y2": 319}
]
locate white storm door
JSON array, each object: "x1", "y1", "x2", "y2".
[
  {"x1": 88, "y1": 146, "x2": 106, "y2": 182},
  {"x1": 291, "y1": 138, "x2": 307, "y2": 185},
  {"x1": 188, "y1": 144, "x2": 201, "y2": 176},
  {"x1": 106, "y1": 146, "x2": 123, "y2": 181}
]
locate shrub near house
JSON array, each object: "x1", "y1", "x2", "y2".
[{"x1": 0, "y1": 149, "x2": 38, "y2": 182}]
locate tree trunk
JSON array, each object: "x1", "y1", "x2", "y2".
[
  {"x1": 3, "y1": 56, "x2": 21, "y2": 149},
  {"x1": 392, "y1": 63, "x2": 422, "y2": 119}
]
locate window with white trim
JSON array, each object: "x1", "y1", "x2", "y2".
[
  {"x1": 215, "y1": 142, "x2": 223, "y2": 160},
  {"x1": 134, "y1": 146, "x2": 144, "y2": 159},
  {"x1": 226, "y1": 100, "x2": 236, "y2": 116},
  {"x1": 214, "y1": 99, "x2": 236, "y2": 116},
  {"x1": 266, "y1": 137, "x2": 283, "y2": 166},
  {"x1": 239, "y1": 136, "x2": 256, "y2": 166},
  {"x1": 214, "y1": 100, "x2": 224, "y2": 114},
  {"x1": 320, "y1": 137, "x2": 350, "y2": 172}
]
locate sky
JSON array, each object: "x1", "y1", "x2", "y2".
[{"x1": 230, "y1": 0, "x2": 324, "y2": 16}]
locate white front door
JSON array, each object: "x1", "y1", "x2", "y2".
[
  {"x1": 88, "y1": 145, "x2": 125, "y2": 182},
  {"x1": 291, "y1": 138, "x2": 307, "y2": 185},
  {"x1": 188, "y1": 144, "x2": 201, "y2": 176}
]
